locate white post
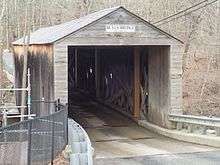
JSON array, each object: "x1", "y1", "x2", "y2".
[
  {"x1": 3, "y1": 109, "x2": 7, "y2": 126},
  {"x1": 27, "y1": 68, "x2": 31, "y2": 119}
]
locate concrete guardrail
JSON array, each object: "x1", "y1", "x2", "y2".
[{"x1": 68, "y1": 119, "x2": 94, "y2": 165}]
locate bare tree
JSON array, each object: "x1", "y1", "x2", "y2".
[
  {"x1": 0, "y1": 0, "x2": 6, "y2": 105},
  {"x1": 20, "y1": 0, "x2": 32, "y2": 120}
]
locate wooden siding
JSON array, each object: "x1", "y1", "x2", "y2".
[
  {"x1": 13, "y1": 45, "x2": 54, "y2": 116},
  {"x1": 147, "y1": 45, "x2": 183, "y2": 128},
  {"x1": 53, "y1": 44, "x2": 68, "y2": 103},
  {"x1": 148, "y1": 46, "x2": 170, "y2": 127},
  {"x1": 170, "y1": 45, "x2": 183, "y2": 115}
]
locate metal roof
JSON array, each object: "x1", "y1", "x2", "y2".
[{"x1": 13, "y1": 6, "x2": 183, "y2": 45}]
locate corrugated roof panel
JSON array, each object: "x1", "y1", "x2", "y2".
[{"x1": 13, "y1": 6, "x2": 120, "y2": 45}]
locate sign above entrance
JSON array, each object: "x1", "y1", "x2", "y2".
[{"x1": 105, "y1": 24, "x2": 136, "y2": 33}]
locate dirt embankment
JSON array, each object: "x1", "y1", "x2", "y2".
[{"x1": 183, "y1": 57, "x2": 220, "y2": 117}]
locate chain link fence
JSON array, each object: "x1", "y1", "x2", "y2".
[{"x1": 0, "y1": 104, "x2": 68, "y2": 165}]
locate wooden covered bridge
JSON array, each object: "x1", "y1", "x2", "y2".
[{"x1": 12, "y1": 6, "x2": 183, "y2": 129}]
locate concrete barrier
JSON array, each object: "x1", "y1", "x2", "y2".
[
  {"x1": 68, "y1": 119, "x2": 94, "y2": 165},
  {"x1": 70, "y1": 153, "x2": 88, "y2": 165},
  {"x1": 139, "y1": 120, "x2": 220, "y2": 148}
]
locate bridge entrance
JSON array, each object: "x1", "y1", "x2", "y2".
[
  {"x1": 68, "y1": 46, "x2": 149, "y2": 121},
  {"x1": 68, "y1": 45, "x2": 170, "y2": 127}
]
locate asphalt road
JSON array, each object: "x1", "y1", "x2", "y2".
[
  {"x1": 69, "y1": 92, "x2": 220, "y2": 165},
  {"x1": 95, "y1": 151, "x2": 220, "y2": 165}
]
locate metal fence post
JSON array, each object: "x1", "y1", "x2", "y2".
[
  {"x1": 65, "y1": 104, "x2": 68, "y2": 144},
  {"x1": 27, "y1": 68, "x2": 31, "y2": 119},
  {"x1": 57, "y1": 99, "x2": 60, "y2": 111},
  {"x1": 51, "y1": 115, "x2": 55, "y2": 165},
  {"x1": 41, "y1": 97, "x2": 45, "y2": 115},
  {"x1": 216, "y1": 128, "x2": 220, "y2": 136},
  {"x1": 27, "y1": 121, "x2": 32, "y2": 165},
  {"x1": 3, "y1": 109, "x2": 7, "y2": 127},
  {"x1": 53, "y1": 101, "x2": 57, "y2": 113}
]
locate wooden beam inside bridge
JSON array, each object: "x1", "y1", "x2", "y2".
[
  {"x1": 95, "y1": 48, "x2": 101, "y2": 98},
  {"x1": 133, "y1": 47, "x2": 140, "y2": 119},
  {"x1": 74, "y1": 48, "x2": 78, "y2": 88}
]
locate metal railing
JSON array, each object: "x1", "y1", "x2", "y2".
[
  {"x1": 0, "y1": 99, "x2": 61, "y2": 127},
  {"x1": 169, "y1": 114, "x2": 220, "y2": 136},
  {"x1": 31, "y1": 98, "x2": 61, "y2": 117},
  {"x1": 0, "y1": 103, "x2": 68, "y2": 165},
  {"x1": 68, "y1": 118, "x2": 94, "y2": 165},
  {"x1": 0, "y1": 68, "x2": 33, "y2": 123}
]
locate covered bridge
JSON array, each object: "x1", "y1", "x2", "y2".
[{"x1": 12, "y1": 6, "x2": 183, "y2": 128}]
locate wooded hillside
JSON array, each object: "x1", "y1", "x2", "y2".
[{"x1": 0, "y1": 0, "x2": 219, "y2": 116}]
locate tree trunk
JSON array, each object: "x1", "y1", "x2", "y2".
[
  {"x1": 0, "y1": 0, "x2": 6, "y2": 105},
  {"x1": 20, "y1": 0, "x2": 31, "y2": 120}
]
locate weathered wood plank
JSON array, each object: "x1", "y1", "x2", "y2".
[
  {"x1": 170, "y1": 45, "x2": 183, "y2": 115},
  {"x1": 133, "y1": 47, "x2": 140, "y2": 119},
  {"x1": 53, "y1": 44, "x2": 68, "y2": 103},
  {"x1": 148, "y1": 46, "x2": 170, "y2": 127}
]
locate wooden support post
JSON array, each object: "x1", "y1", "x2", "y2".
[
  {"x1": 215, "y1": 128, "x2": 220, "y2": 136},
  {"x1": 133, "y1": 47, "x2": 140, "y2": 119},
  {"x1": 74, "y1": 48, "x2": 78, "y2": 88},
  {"x1": 201, "y1": 126, "x2": 207, "y2": 135},
  {"x1": 176, "y1": 122, "x2": 183, "y2": 131},
  {"x1": 95, "y1": 48, "x2": 100, "y2": 98},
  {"x1": 187, "y1": 124, "x2": 194, "y2": 133}
]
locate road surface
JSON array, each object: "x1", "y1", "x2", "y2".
[{"x1": 69, "y1": 92, "x2": 220, "y2": 165}]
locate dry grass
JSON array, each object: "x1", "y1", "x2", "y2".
[
  {"x1": 49, "y1": 150, "x2": 69, "y2": 165},
  {"x1": 183, "y1": 57, "x2": 220, "y2": 117}
]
